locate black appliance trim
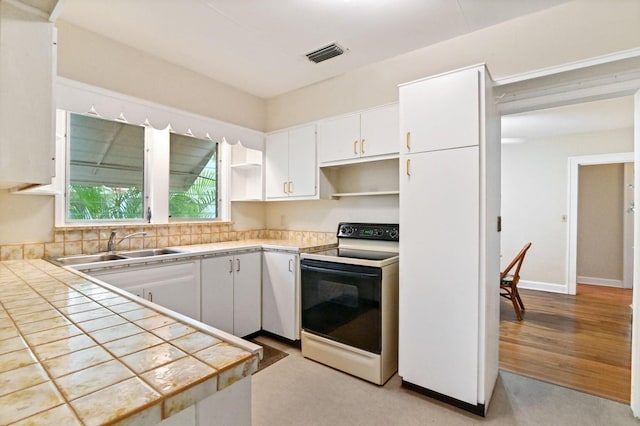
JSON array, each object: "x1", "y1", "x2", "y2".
[{"x1": 401, "y1": 380, "x2": 486, "y2": 417}]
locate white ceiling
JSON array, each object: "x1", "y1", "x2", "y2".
[
  {"x1": 58, "y1": 0, "x2": 568, "y2": 99},
  {"x1": 501, "y1": 96, "x2": 635, "y2": 143}
]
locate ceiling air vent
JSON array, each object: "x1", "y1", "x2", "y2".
[{"x1": 306, "y1": 43, "x2": 344, "y2": 64}]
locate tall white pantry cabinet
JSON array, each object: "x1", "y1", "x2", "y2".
[{"x1": 398, "y1": 64, "x2": 500, "y2": 416}]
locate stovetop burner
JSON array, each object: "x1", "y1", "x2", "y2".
[{"x1": 311, "y1": 248, "x2": 398, "y2": 261}]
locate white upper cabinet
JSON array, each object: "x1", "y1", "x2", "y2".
[
  {"x1": 265, "y1": 124, "x2": 316, "y2": 200},
  {"x1": 360, "y1": 104, "x2": 400, "y2": 158},
  {"x1": 319, "y1": 103, "x2": 398, "y2": 165},
  {"x1": 400, "y1": 68, "x2": 479, "y2": 154},
  {"x1": 318, "y1": 113, "x2": 360, "y2": 163},
  {"x1": 265, "y1": 131, "x2": 289, "y2": 199},
  {"x1": 0, "y1": 2, "x2": 55, "y2": 189}
]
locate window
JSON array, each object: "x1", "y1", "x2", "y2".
[
  {"x1": 63, "y1": 112, "x2": 220, "y2": 224},
  {"x1": 67, "y1": 113, "x2": 146, "y2": 221},
  {"x1": 169, "y1": 133, "x2": 218, "y2": 219}
]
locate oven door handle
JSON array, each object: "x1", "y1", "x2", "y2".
[{"x1": 301, "y1": 264, "x2": 380, "y2": 279}]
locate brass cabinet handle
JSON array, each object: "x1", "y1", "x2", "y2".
[
  {"x1": 406, "y1": 132, "x2": 411, "y2": 150},
  {"x1": 283, "y1": 182, "x2": 287, "y2": 194},
  {"x1": 288, "y1": 258, "x2": 293, "y2": 272},
  {"x1": 236, "y1": 258, "x2": 240, "y2": 272},
  {"x1": 288, "y1": 181, "x2": 293, "y2": 193},
  {"x1": 361, "y1": 139, "x2": 365, "y2": 154},
  {"x1": 229, "y1": 259, "x2": 233, "y2": 273},
  {"x1": 354, "y1": 140, "x2": 358, "y2": 155},
  {"x1": 406, "y1": 159, "x2": 411, "y2": 176}
]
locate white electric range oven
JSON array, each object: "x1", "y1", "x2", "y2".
[{"x1": 300, "y1": 222, "x2": 399, "y2": 385}]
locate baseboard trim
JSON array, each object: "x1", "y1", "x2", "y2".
[
  {"x1": 402, "y1": 380, "x2": 485, "y2": 417},
  {"x1": 518, "y1": 280, "x2": 567, "y2": 294},
  {"x1": 577, "y1": 276, "x2": 624, "y2": 288}
]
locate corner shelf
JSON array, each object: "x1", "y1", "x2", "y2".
[
  {"x1": 229, "y1": 143, "x2": 263, "y2": 201},
  {"x1": 230, "y1": 162, "x2": 261, "y2": 170}
]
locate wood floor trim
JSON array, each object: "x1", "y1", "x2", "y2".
[{"x1": 499, "y1": 284, "x2": 632, "y2": 404}]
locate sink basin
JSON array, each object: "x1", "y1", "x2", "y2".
[
  {"x1": 119, "y1": 248, "x2": 184, "y2": 258},
  {"x1": 49, "y1": 248, "x2": 184, "y2": 267},
  {"x1": 54, "y1": 253, "x2": 128, "y2": 266}
]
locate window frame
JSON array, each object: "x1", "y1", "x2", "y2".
[
  {"x1": 55, "y1": 110, "x2": 229, "y2": 227},
  {"x1": 64, "y1": 112, "x2": 149, "y2": 224},
  {"x1": 168, "y1": 131, "x2": 220, "y2": 221}
]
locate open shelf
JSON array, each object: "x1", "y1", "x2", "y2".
[
  {"x1": 229, "y1": 143, "x2": 263, "y2": 201},
  {"x1": 230, "y1": 162, "x2": 261, "y2": 169},
  {"x1": 320, "y1": 158, "x2": 399, "y2": 200},
  {"x1": 331, "y1": 190, "x2": 399, "y2": 199}
]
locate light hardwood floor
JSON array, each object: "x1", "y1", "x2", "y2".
[{"x1": 499, "y1": 284, "x2": 632, "y2": 403}]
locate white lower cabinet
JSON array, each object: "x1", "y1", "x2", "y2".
[
  {"x1": 262, "y1": 251, "x2": 299, "y2": 341},
  {"x1": 201, "y1": 252, "x2": 261, "y2": 337},
  {"x1": 89, "y1": 260, "x2": 201, "y2": 320}
]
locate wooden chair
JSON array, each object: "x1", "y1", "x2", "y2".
[{"x1": 500, "y1": 242, "x2": 532, "y2": 321}]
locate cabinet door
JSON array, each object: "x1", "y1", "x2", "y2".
[
  {"x1": 0, "y1": 3, "x2": 54, "y2": 187},
  {"x1": 399, "y1": 67, "x2": 479, "y2": 154},
  {"x1": 262, "y1": 251, "x2": 299, "y2": 340},
  {"x1": 232, "y1": 252, "x2": 262, "y2": 337},
  {"x1": 318, "y1": 113, "x2": 360, "y2": 163},
  {"x1": 399, "y1": 147, "x2": 479, "y2": 404},
  {"x1": 201, "y1": 256, "x2": 234, "y2": 335},
  {"x1": 144, "y1": 263, "x2": 200, "y2": 320},
  {"x1": 288, "y1": 124, "x2": 316, "y2": 197},
  {"x1": 360, "y1": 104, "x2": 399, "y2": 158},
  {"x1": 265, "y1": 131, "x2": 290, "y2": 199},
  {"x1": 90, "y1": 261, "x2": 200, "y2": 320}
]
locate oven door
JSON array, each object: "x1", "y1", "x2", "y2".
[{"x1": 301, "y1": 258, "x2": 382, "y2": 354}]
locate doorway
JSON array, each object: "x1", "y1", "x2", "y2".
[
  {"x1": 499, "y1": 96, "x2": 635, "y2": 402},
  {"x1": 568, "y1": 153, "x2": 635, "y2": 294},
  {"x1": 575, "y1": 161, "x2": 634, "y2": 289}
]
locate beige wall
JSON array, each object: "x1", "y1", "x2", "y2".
[
  {"x1": 265, "y1": 196, "x2": 399, "y2": 233},
  {"x1": 263, "y1": 0, "x2": 640, "y2": 242},
  {"x1": 2, "y1": 0, "x2": 639, "y2": 245},
  {"x1": 501, "y1": 127, "x2": 633, "y2": 286},
  {"x1": 266, "y1": 0, "x2": 640, "y2": 131},
  {"x1": 577, "y1": 164, "x2": 625, "y2": 281},
  {"x1": 0, "y1": 191, "x2": 54, "y2": 244},
  {"x1": 56, "y1": 21, "x2": 266, "y2": 132}
]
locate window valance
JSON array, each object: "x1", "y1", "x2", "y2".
[{"x1": 56, "y1": 77, "x2": 265, "y2": 151}]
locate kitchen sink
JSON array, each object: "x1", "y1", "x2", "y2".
[
  {"x1": 119, "y1": 248, "x2": 184, "y2": 257},
  {"x1": 53, "y1": 253, "x2": 128, "y2": 266},
  {"x1": 50, "y1": 248, "x2": 184, "y2": 267}
]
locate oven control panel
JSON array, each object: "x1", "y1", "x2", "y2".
[{"x1": 337, "y1": 223, "x2": 399, "y2": 241}]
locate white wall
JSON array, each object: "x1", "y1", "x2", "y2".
[{"x1": 501, "y1": 127, "x2": 633, "y2": 288}]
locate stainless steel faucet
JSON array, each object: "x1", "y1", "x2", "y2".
[{"x1": 107, "y1": 231, "x2": 148, "y2": 252}]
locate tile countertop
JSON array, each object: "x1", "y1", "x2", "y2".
[{"x1": 0, "y1": 259, "x2": 261, "y2": 425}]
